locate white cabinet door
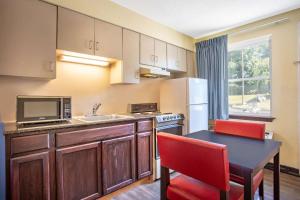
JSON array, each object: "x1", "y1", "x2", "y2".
[
  {"x1": 140, "y1": 34, "x2": 155, "y2": 66},
  {"x1": 188, "y1": 104, "x2": 208, "y2": 133},
  {"x1": 94, "y1": 19, "x2": 122, "y2": 59},
  {"x1": 57, "y1": 7, "x2": 94, "y2": 55},
  {"x1": 0, "y1": 0, "x2": 57, "y2": 79},
  {"x1": 154, "y1": 40, "x2": 167, "y2": 68}
]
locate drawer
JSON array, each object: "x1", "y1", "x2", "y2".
[
  {"x1": 11, "y1": 134, "x2": 50, "y2": 155},
  {"x1": 137, "y1": 120, "x2": 153, "y2": 132},
  {"x1": 56, "y1": 123, "x2": 135, "y2": 147}
]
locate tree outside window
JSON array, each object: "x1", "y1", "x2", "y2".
[{"x1": 228, "y1": 36, "x2": 271, "y2": 116}]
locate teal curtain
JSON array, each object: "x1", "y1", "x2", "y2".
[{"x1": 196, "y1": 35, "x2": 228, "y2": 120}]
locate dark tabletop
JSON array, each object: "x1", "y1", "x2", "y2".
[{"x1": 186, "y1": 130, "x2": 281, "y2": 174}]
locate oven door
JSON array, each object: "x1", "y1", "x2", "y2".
[
  {"x1": 155, "y1": 124, "x2": 183, "y2": 159},
  {"x1": 17, "y1": 97, "x2": 62, "y2": 124}
]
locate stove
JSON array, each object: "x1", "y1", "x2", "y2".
[
  {"x1": 129, "y1": 103, "x2": 184, "y2": 124},
  {"x1": 129, "y1": 103, "x2": 184, "y2": 180}
]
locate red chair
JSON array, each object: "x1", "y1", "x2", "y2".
[
  {"x1": 157, "y1": 132, "x2": 244, "y2": 200},
  {"x1": 214, "y1": 120, "x2": 265, "y2": 198}
]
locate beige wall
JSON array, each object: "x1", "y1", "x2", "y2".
[
  {"x1": 44, "y1": 0, "x2": 194, "y2": 51},
  {"x1": 196, "y1": 9, "x2": 300, "y2": 168},
  {"x1": 0, "y1": 62, "x2": 164, "y2": 121}
]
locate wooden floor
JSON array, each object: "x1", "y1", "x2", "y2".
[{"x1": 100, "y1": 169, "x2": 300, "y2": 200}]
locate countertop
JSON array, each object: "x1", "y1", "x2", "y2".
[{"x1": 2, "y1": 113, "x2": 155, "y2": 135}]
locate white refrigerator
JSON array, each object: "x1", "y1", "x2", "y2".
[{"x1": 160, "y1": 78, "x2": 208, "y2": 134}]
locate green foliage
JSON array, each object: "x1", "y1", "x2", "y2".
[{"x1": 228, "y1": 40, "x2": 271, "y2": 115}]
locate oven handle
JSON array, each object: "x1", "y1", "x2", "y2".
[{"x1": 156, "y1": 124, "x2": 183, "y2": 131}]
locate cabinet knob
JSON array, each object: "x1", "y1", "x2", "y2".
[
  {"x1": 49, "y1": 61, "x2": 55, "y2": 72},
  {"x1": 89, "y1": 40, "x2": 94, "y2": 50},
  {"x1": 96, "y1": 42, "x2": 100, "y2": 51},
  {"x1": 135, "y1": 70, "x2": 140, "y2": 79}
]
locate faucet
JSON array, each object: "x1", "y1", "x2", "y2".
[{"x1": 92, "y1": 103, "x2": 101, "y2": 116}]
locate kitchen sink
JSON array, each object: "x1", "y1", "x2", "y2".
[{"x1": 76, "y1": 114, "x2": 134, "y2": 122}]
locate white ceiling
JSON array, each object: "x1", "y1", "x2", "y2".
[{"x1": 111, "y1": 0, "x2": 300, "y2": 38}]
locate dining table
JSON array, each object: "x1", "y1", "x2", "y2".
[{"x1": 185, "y1": 130, "x2": 282, "y2": 200}]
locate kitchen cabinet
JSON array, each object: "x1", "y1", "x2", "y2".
[
  {"x1": 154, "y1": 40, "x2": 167, "y2": 68},
  {"x1": 0, "y1": 0, "x2": 57, "y2": 79},
  {"x1": 110, "y1": 29, "x2": 140, "y2": 84},
  {"x1": 57, "y1": 7, "x2": 95, "y2": 55},
  {"x1": 58, "y1": 7, "x2": 123, "y2": 60},
  {"x1": 167, "y1": 44, "x2": 187, "y2": 72},
  {"x1": 167, "y1": 44, "x2": 178, "y2": 70},
  {"x1": 6, "y1": 120, "x2": 152, "y2": 200},
  {"x1": 137, "y1": 131, "x2": 153, "y2": 179},
  {"x1": 140, "y1": 35, "x2": 155, "y2": 66},
  {"x1": 102, "y1": 135, "x2": 136, "y2": 194},
  {"x1": 178, "y1": 48, "x2": 187, "y2": 71},
  {"x1": 56, "y1": 142, "x2": 102, "y2": 200},
  {"x1": 10, "y1": 152, "x2": 50, "y2": 200},
  {"x1": 94, "y1": 20, "x2": 122, "y2": 60},
  {"x1": 186, "y1": 51, "x2": 197, "y2": 77},
  {"x1": 140, "y1": 34, "x2": 167, "y2": 68}
]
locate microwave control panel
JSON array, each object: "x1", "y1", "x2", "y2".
[{"x1": 63, "y1": 98, "x2": 72, "y2": 119}]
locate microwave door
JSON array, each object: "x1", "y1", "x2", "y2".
[{"x1": 17, "y1": 97, "x2": 61, "y2": 123}]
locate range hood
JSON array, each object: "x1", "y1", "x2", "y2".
[{"x1": 140, "y1": 65, "x2": 170, "y2": 78}]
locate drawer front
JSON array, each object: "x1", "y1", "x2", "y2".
[
  {"x1": 11, "y1": 134, "x2": 50, "y2": 155},
  {"x1": 137, "y1": 120, "x2": 153, "y2": 132},
  {"x1": 56, "y1": 123, "x2": 135, "y2": 147}
]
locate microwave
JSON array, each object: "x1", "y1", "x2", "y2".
[{"x1": 16, "y1": 96, "x2": 71, "y2": 124}]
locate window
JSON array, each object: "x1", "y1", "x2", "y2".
[{"x1": 228, "y1": 35, "x2": 271, "y2": 117}]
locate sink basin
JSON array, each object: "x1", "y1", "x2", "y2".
[{"x1": 76, "y1": 114, "x2": 134, "y2": 122}]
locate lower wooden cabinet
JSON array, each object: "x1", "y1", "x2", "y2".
[
  {"x1": 7, "y1": 121, "x2": 153, "y2": 200},
  {"x1": 102, "y1": 135, "x2": 136, "y2": 194},
  {"x1": 56, "y1": 142, "x2": 102, "y2": 200},
  {"x1": 10, "y1": 151, "x2": 50, "y2": 200},
  {"x1": 137, "y1": 131, "x2": 153, "y2": 179}
]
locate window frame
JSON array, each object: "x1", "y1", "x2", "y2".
[{"x1": 228, "y1": 35, "x2": 273, "y2": 119}]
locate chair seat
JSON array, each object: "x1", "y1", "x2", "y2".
[
  {"x1": 167, "y1": 174, "x2": 244, "y2": 200},
  {"x1": 230, "y1": 169, "x2": 264, "y2": 192}
]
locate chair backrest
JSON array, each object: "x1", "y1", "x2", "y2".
[
  {"x1": 214, "y1": 120, "x2": 265, "y2": 140},
  {"x1": 157, "y1": 132, "x2": 230, "y2": 192}
]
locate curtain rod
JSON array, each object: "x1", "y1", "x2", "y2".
[{"x1": 229, "y1": 18, "x2": 289, "y2": 36}]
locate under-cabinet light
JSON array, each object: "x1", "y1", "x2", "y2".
[{"x1": 59, "y1": 55, "x2": 110, "y2": 67}]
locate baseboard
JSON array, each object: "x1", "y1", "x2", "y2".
[{"x1": 265, "y1": 163, "x2": 300, "y2": 177}]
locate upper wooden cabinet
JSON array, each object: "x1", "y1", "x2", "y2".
[
  {"x1": 140, "y1": 34, "x2": 167, "y2": 68},
  {"x1": 94, "y1": 20, "x2": 122, "y2": 60},
  {"x1": 187, "y1": 51, "x2": 197, "y2": 77},
  {"x1": 0, "y1": 0, "x2": 57, "y2": 79},
  {"x1": 140, "y1": 35, "x2": 155, "y2": 66},
  {"x1": 154, "y1": 40, "x2": 167, "y2": 68},
  {"x1": 58, "y1": 7, "x2": 122, "y2": 60},
  {"x1": 167, "y1": 44, "x2": 187, "y2": 72},
  {"x1": 167, "y1": 44, "x2": 178, "y2": 70},
  {"x1": 178, "y1": 48, "x2": 187, "y2": 71},
  {"x1": 57, "y1": 7, "x2": 94, "y2": 55}
]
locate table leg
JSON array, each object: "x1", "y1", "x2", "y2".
[
  {"x1": 274, "y1": 152, "x2": 280, "y2": 200},
  {"x1": 243, "y1": 170, "x2": 253, "y2": 200}
]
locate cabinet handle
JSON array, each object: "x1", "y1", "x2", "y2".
[
  {"x1": 89, "y1": 40, "x2": 94, "y2": 50},
  {"x1": 150, "y1": 55, "x2": 155, "y2": 61},
  {"x1": 49, "y1": 61, "x2": 55, "y2": 72},
  {"x1": 135, "y1": 70, "x2": 140, "y2": 79},
  {"x1": 96, "y1": 42, "x2": 100, "y2": 51}
]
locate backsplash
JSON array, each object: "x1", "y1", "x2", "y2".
[{"x1": 0, "y1": 61, "x2": 164, "y2": 122}]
